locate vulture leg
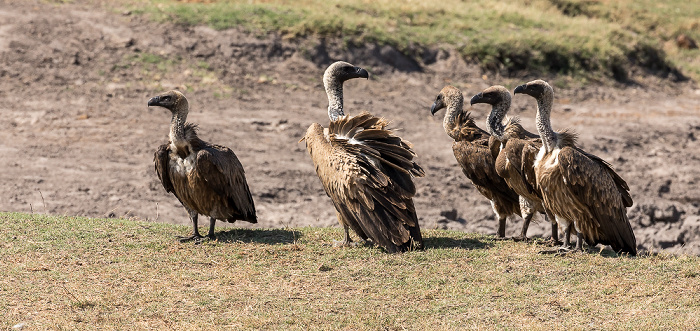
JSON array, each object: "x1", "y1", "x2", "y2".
[
  {"x1": 513, "y1": 213, "x2": 532, "y2": 242},
  {"x1": 207, "y1": 217, "x2": 217, "y2": 240},
  {"x1": 539, "y1": 217, "x2": 573, "y2": 255},
  {"x1": 513, "y1": 197, "x2": 533, "y2": 242},
  {"x1": 553, "y1": 231, "x2": 584, "y2": 256},
  {"x1": 541, "y1": 211, "x2": 562, "y2": 246},
  {"x1": 561, "y1": 224, "x2": 573, "y2": 250},
  {"x1": 573, "y1": 231, "x2": 584, "y2": 252},
  {"x1": 496, "y1": 216, "x2": 507, "y2": 239},
  {"x1": 179, "y1": 209, "x2": 205, "y2": 242},
  {"x1": 332, "y1": 225, "x2": 354, "y2": 247},
  {"x1": 553, "y1": 226, "x2": 579, "y2": 256}
]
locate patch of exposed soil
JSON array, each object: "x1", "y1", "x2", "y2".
[{"x1": 1, "y1": 1, "x2": 699, "y2": 254}]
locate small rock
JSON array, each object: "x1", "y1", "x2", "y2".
[
  {"x1": 676, "y1": 34, "x2": 698, "y2": 49},
  {"x1": 652, "y1": 204, "x2": 681, "y2": 223},
  {"x1": 658, "y1": 179, "x2": 671, "y2": 196},
  {"x1": 655, "y1": 229, "x2": 682, "y2": 248},
  {"x1": 440, "y1": 209, "x2": 458, "y2": 221}
]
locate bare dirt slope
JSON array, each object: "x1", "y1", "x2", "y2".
[{"x1": 1, "y1": 1, "x2": 699, "y2": 254}]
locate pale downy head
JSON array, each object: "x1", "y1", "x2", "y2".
[
  {"x1": 469, "y1": 85, "x2": 511, "y2": 108},
  {"x1": 513, "y1": 79, "x2": 552, "y2": 100},
  {"x1": 323, "y1": 61, "x2": 369, "y2": 121},
  {"x1": 430, "y1": 85, "x2": 463, "y2": 116},
  {"x1": 147, "y1": 90, "x2": 189, "y2": 115},
  {"x1": 323, "y1": 61, "x2": 370, "y2": 87},
  {"x1": 470, "y1": 85, "x2": 512, "y2": 138},
  {"x1": 514, "y1": 79, "x2": 556, "y2": 151}
]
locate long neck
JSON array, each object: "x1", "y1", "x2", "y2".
[
  {"x1": 486, "y1": 102, "x2": 508, "y2": 140},
  {"x1": 443, "y1": 97, "x2": 463, "y2": 138},
  {"x1": 325, "y1": 79, "x2": 344, "y2": 121},
  {"x1": 169, "y1": 104, "x2": 189, "y2": 147},
  {"x1": 535, "y1": 93, "x2": 557, "y2": 152}
]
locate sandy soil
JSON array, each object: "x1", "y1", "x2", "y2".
[{"x1": 1, "y1": 1, "x2": 699, "y2": 254}]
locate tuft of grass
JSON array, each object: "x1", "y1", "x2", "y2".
[
  {"x1": 120, "y1": 0, "x2": 700, "y2": 81},
  {"x1": 2, "y1": 212, "x2": 699, "y2": 329}
]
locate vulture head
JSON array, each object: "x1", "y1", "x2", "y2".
[
  {"x1": 324, "y1": 61, "x2": 369, "y2": 86},
  {"x1": 470, "y1": 85, "x2": 511, "y2": 108},
  {"x1": 471, "y1": 86, "x2": 512, "y2": 138},
  {"x1": 513, "y1": 79, "x2": 552, "y2": 100},
  {"x1": 148, "y1": 90, "x2": 189, "y2": 114},
  {"x1": 430, "y1": 85, "x2": 462, "y2": 116}
]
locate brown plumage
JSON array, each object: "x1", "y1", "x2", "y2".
[
  {"x1": 301, "y1": 61, "x2": 424, "y2": 253},
  {"x1": 149, "y1": 90, "x2": 257, "y2": 242},
  {"x1": 430, "y1": 85, "x2": 520, "y2": 238},
  {"x1": 514, "y1": 80, "x2": 636, "y2": 255},
  {"x1": 470, "y1": 85, "x2": 560, "y2": 244}
]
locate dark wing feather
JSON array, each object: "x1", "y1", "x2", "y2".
[
  {"x1": 558, "y1": 147, "x2": 636, "y2": 254},
  {"x1": 453, "y1": 138, "x2": 519, "y2": 207},
  {"x1": 321, "y1": 112, "x2": 424, "y2": 252},
  {"x1": 576, "y1": 147, "x2": 633, "y2": 208},
  {"x1": 520, "y1": 140, "x2": 541, "y2": 195},
  {"x1": 195, "y1": 146, "x2": 257, "y2": 222},
  {"x1": 154, "y1": 144, "x2": 174, "y2": 193}
]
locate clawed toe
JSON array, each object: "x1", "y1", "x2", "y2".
[
  {"x1": 541, "y1": 238, "x2": 563, "y2": 247},
  {"x1": 539, "y1": 245, "x2": 572, "y2": 255},
  {"x1": 178, "y1": 234, "x2": 205, "y2": 243},
  {"x1": 512, "y1": 235, "x2": 529, "y2": 242}
]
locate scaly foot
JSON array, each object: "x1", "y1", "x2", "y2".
[
  {"x1": 178, "y1": 234, "x2": 205, "y2": 243},
  {"x1": 512, "y1": 235, "x2": 530, "y2": 242}
]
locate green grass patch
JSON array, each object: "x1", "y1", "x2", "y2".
[
  {"x1": 2, "y1": 212, "x2": 699, "y2": 328},
  {"x1": 121, "y1": 0, "x2": 700, "y2": 82},
  {"x1": 112, "y1": 52, "x2": 180, "y2": 72}
]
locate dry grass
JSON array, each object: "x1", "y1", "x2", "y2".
[{"x1": 2, "y1": 212, "x2": 699, "y2": 329}]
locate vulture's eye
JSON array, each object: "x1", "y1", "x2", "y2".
[{"x1": 162, "y1": 96, "x2": 171, "y2": 102}]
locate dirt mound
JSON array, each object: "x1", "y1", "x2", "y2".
[{"x1": 1, "y1": 1, "x2": 699, "y2": 255}]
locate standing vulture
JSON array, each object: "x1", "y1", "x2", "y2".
[
  {"x1": 430, "y1": 85, "x2": 520, "y2": 239},
  {"x1": 514, "y1": 80, "x2": 636, "y2": 255},
  {"x1": 301, "y1": 61, "x2": 424, "y2": 253},
  {"x1": 149, "y1": 90, "x2": 257, "y2": 242},
  {"x1": 470, "y1": 85, "x2": 560, "y2": 244}
]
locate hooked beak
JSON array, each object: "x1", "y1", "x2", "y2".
[
  {"x1": 470, "y1": 92, "x2": 484, "y2": 106},
  {"x1": 513, "y1": 85, "x2": 526, "y2": 95},
  {"x1": 430, "y1": 100, "x2": 443, "y2": 116},
  {"x1": 147, "y1": 96, "x2": 161, "y2": 107},
  {"x1": 355, "y1": 67, "x2": 369, "y2": 80}
]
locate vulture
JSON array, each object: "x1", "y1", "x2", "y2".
[
  {"x1": 301, "y1": 61, "x2": 425, "y2": 253},
  {"x1": 470, "y1": 85, "x2": 560, "y2": 244},
  {"x1": 149, "y1": 90, "x2": 257, "y2": 242},
  {"x1": 430, "y1": 85, "x2": 520, "y2": 239},
  {"x1": 514, "y1": 80, "x2": 636, "y2": 255}
]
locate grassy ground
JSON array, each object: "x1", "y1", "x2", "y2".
[
  {"x1": 2, "y1": 212, "x2": 699, "y2": 329},
  {"x1": 120, "y1": 0, "x2": 700, "y2": 82}
]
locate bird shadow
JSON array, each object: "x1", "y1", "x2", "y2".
[
  {"x1": 212, "y1": 228, "x2": 302, "y2": 245},
  {"x1": 423, "y1": 235, "x2": 494, "y2": 250}
]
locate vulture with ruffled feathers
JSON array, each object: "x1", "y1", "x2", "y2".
[
  {"x1": 430, "y1": 85, "x2": 520, "y2": 239},
  {"x1": 514, "y1": 80, "x2": 636, "y2": 255},
  {"x1": 301, "y1": 61, "x2": 424, "y2": 253},
  {"x1": 470, "y1": 85, "x2": 559, "y2": 244},
  {"x1": 149, "y1": 90, "x2": 257, "y2": 242}
]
